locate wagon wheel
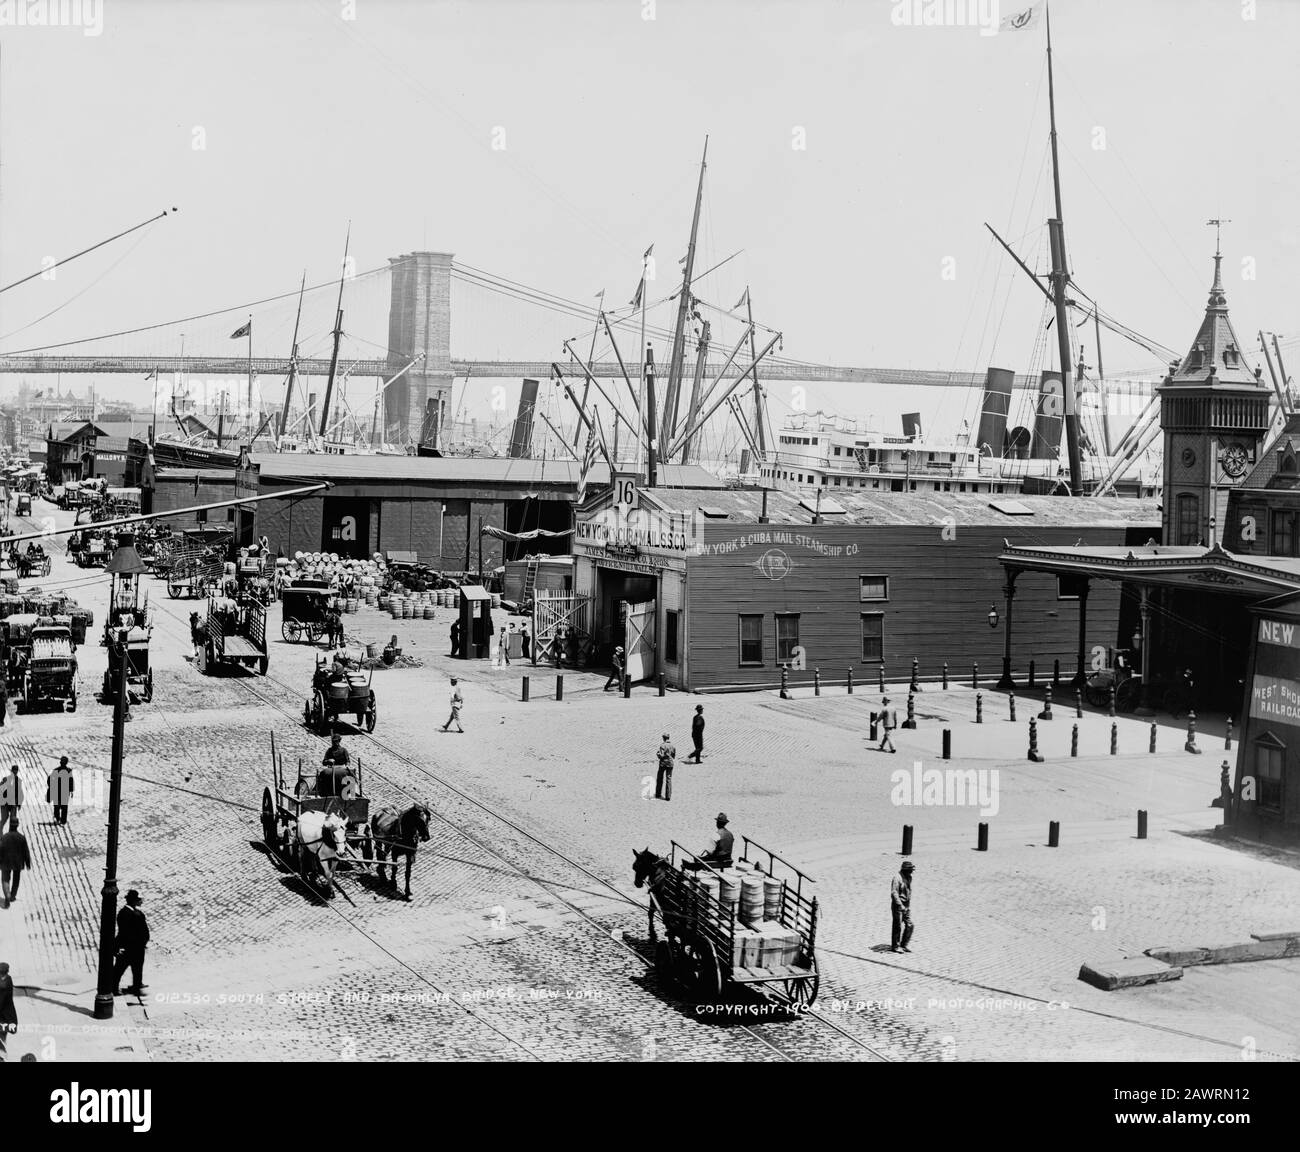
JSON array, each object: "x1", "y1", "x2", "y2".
[
  {"x1": 1114, "y1": 678, "x2": 1143, "y2": 714},
  {"x1": 783, "y1": 954, "x2": 819, "y2": 1009},
  {"x1": 307, "y1": 621, "x2": 325, "y2": 643},
  {"x1": 167, "y1": 580, "x2": 184, "y2": 599},
  {"x1": 282, "y1": 620, "x2": 303, "y2": 643},
  {"x1": 1084, "y1": 681, "x2": 1109, "y2": 709},
  {"x1": 313, "y1": 691, "x2": 328, "y2": 736},
  {"x1": 303, "y1": 698, "x2": 314, "y2": 728},
  {"x1": 260, "y1": 788, "x2": 279, "y2": 847},
  {"x1": 363, "y1": 693, "x2": 377, "y2": 733},
  {"x1": 654, "y1": 940, "x2": 675, "y2": 989},
  {"x1": 144, "y1": 669, "x2": 154, "y2": 703}
]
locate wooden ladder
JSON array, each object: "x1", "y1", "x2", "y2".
[{"x1": 522, "y1": 557, "x2": 539, "y2": 602}]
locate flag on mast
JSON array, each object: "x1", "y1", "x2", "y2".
[
  {"x1": 230, "y1": 321, "x2": 252, "y2": 339},
  {"x1": 643, "y1": 243, "x2": 654, "y2": 260},
  {"x1": 630, "y1": 279, "x2": 643, "y2": 308},
  {"x1": 999, "y1": 2, "x2": 1042, "y2": 31},
  {"x1": 144, "y1": 369, "x2": 158, "y2": 381},
  {"x1": 576, "y1": 415, "x2": 600, "y2": 504},
  {"x1": 733, "y1": 288, "x2": 749, "y2": 310}
]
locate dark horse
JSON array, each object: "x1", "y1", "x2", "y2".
[
  {"x1": 370, "y1": 804, "x2": 432, "y2": 900},
  {"x1": 633, "y1": 847, "x2": 676, "y2": 944}
]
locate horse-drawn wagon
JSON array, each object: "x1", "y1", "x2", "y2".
[
  {"x1": 14, "y1": 492, "x2": 31, "y2": 518},
  {"x1": 15, "y1": 545, "x2": 51, "y2": 578},
  {"x1": 164, "y1": 545, "x2": 223, "y2": 599},
  {"x1": 103, "y1": 625, "x2": 153, "y2": 705},
  {"x1": 196, "y1": 594, "x2": 269, "y2": 675},
  {"x1": 3, "y1": 615, "x2": 78, "y2": 713},
  {"x1": 633, "y1": 836, "x2": 820, "y2": 1010},
  {"x1": 76, "y1": 531, "x2": 112, "y2": 569},
  {"x1": 304, "y1": 653, "x2": 376, "y2": 735},
  {"x1": 280, "y1": 580, "x2": 334, "y2": 643},
  {"x1": 260, "y1": 735, "x2": 430, "y2": 899}
]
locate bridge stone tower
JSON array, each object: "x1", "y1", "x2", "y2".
[
  {"x1": 384, "y1": 251, "x2": 454, "y2": 445},
  {"x1": 1159, "y1": 246, "x2": 1271, "y2": 547}
]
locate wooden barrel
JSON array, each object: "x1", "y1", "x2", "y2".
[
  {"x1": 740, "y1": 875, "x2": 765, "y2": 927},
  {"x1": 365, "y1": 643, "x2": 380, "y2": 660},
  {"x1": 696, "y1": 874, "x2": 721, "y2": 907},
  {"x1": 762, "y1": 876, "x2": 784, "y2": 922},
  {"x1": 718, "y1": 873, "x2": 741, "y2": 909},
  {"x1": 423, "y1": 605, "x2": 435, "y2": 619}
]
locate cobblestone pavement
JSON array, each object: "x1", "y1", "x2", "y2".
[{"x1": 3, "y1": 498, "x2": 1298, "y2": 1061}]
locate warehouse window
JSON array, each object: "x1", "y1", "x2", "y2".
[
  {"x1": 861, "y1": 613, "x2": 884, "y2": 662},
  {"x1": 666, "y1": 610, "x2": 680, "y2": 664},
  {"x1": 1270, "y1": 510, "x2": 1298, "y2": 557},
  {"x1": 738, "y1": 614, "x2": 763, "y2": 666},
  {"x1": 775, "y1": 614, "x2": 800, "y2": 664},
  {"x1": 859, "y1": 575, "x2": 888, "y2": 602},
  {"x1": 1256, "y1": 739, "x2": 1284, "y2": 812}
]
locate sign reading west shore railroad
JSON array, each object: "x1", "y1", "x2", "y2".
[{"x1": 1249, "y1": 675, "x2": 1300, "y2": 725}]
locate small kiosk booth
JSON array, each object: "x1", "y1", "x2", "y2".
[{"x1": 457, "y1": 585, "x2": 493, "y2": 660}]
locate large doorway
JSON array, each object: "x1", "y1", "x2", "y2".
[
  {"x1": 320, "y1": 497, "x2": 371, "y2": 560},
  {"x1": 595, "y1": 567, "x2": 656, "y2": 672}
]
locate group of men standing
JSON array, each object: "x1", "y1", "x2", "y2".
[{"x1": 653, "y1": 705, "x2": 705, "y2": 801}]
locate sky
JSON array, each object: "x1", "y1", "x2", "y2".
[{"x1": 1, "y1": 0, "x2": 1298, "y2": 441}]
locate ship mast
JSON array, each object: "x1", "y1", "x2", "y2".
[
  {"x1": 318, "y1": 223, "x2": 351, "y2": 441},
  {"x1": 1045, "y1": 2, "x2": 1084, "y2": 494},
  {"x1": 279, "y1": 271, "x2": 306, "y2": 441},
  {"x1": 659, "y1": 138, "x2": 708, "y2": 453}
]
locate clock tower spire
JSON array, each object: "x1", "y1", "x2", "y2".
[{"x1": 1159, "y1": 230, "x2": 1270, "y2": 548}]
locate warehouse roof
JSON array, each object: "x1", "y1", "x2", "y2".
[
  {"x1": 250, "y1": 453, "x2": 726, "y2": 489},
  {"x1": 640, "y1": 488, "x2": 1163, "y2": 528}
]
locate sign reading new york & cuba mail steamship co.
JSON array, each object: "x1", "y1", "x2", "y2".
[
  {"x1": 575, "y1": 507, "x2": 696, "y2": 572},
  {"x1": 1250, "y1": 617, "x2": 1300, "y2": 727}
]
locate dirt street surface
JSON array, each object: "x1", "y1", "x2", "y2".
[{"x1": 4, "y1": 499, "x2": 1299, "y2": 1062}]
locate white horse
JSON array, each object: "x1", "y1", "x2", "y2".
[{"x1": 296, "y1": 810, "x2": 350, "y2": 897}]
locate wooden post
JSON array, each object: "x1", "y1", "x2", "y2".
[
  {"x1": 1028, "y1": 717, "x2": 1044, "y2": 763},
  {"x1": 1070, "y1": 723, "x2": 1078, "y2": 757},
  {"x1": 975, "y1": 692, "x2": 983, "y2": 724},
  {"x1": 1185, "y1": 710, "x2": 1201, "y2": 755},
  {"x1": 942, "y1": 662, "x2": 948, "y2": 690},
  {"x1": 1110, "y1": 721, "x2": 1118, "y2": 755}
]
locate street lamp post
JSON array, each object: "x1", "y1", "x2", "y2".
[{"x1": 93, "y1": 643, "x2": 128, "y2": 1020}]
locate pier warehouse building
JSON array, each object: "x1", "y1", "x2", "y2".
[{"x1": 571, "y1": 485, "x2": 1160, "y2": 692}]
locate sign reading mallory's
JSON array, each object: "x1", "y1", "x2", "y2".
[
  {"x1": 1249, "y1": 675, "x2": 1300, "y2": 725},
  {"x1": 1259, "y1": 618, "x2": 1300, "y2": 649}
]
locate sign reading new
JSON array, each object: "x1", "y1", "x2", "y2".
[{"x1": 1259, "y1": 619, "x2": 1300, "y2": 649}]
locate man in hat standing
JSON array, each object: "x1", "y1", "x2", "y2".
[
  {"x1": 0, "y1": 816, "x2": 31, "y2": 907},
  {"x1": 877, "y1": 697, "x2": 897, "y2": 754},
  {"x1": 890, "y1": 861, "x2": 915, "y2": 953},
  {"x1": 604, "y1": 646, "x2": 625, "y2": 692},
  {"x1": 47, "y1": 757, "x2": 74, "y2": 825},
  {"x1": 654, "y1": 733, "x2": 676, "y2": 801},
  {"x1": 686, "y1": 704, "x2": 706, "y2": 762},
  {"x1": 113, "y1": 890, "x2": 150, "y2": 997},
  {"x1": 0, "y1": 764, "x2": 21, "y2": 834}
]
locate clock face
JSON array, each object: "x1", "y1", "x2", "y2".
[
  {"x1": 1181, "y1": 447, "x2": 1197, "y2": 468},
  {"x1": 1221, "y1": 443, "x2": 1249, "y2": 478}
]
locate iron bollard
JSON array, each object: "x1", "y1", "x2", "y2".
[
  {"x1": 1028, "y1": 659, "x2": 1036, "y2": 689},
  {"x1": 977, "y1": 823, "x2": 989, "y2": 852},
  {"x1": 1185, "y1": 709, "x2": 1201, "y2": 755},
  {"x1": 623, "y1": 674, "x2": 632, "y2": 699},
  {"x1": 1053, "y1": 659, "x2": 1061, "y2": 687},
  {"x1": 1110, "y1": 721, "x2": 1118, "y2": 755},
  {"x1": 975, "y1": 692, "x2": 983, "y2": 724},
  {"x1": 1108, "y1": 687, "x2": 1116, "y2": 718},
  {"x1": 814, "y1": 668, "x2": 821, "y2": 697},
  {"x1": 780, "y1": 666, "x2": 790, "y2": 700},
  {"x1": 1038, "y1": 685, "x2": 1053, "y2": 721},
  {"x1": 901, "y1": 825, "x2": 914, "y2": 855},
  {"x1": 658, "y1": 672, "x2": 665, "y2": 697},
  {"x1": 869, "y1": 712, "x2": 879, "y2": 741},
  {"x1": 1225, "y1": 716, "x2": 1232, "y2": 750},
  {"x1": 556, "y1": 674, "x2": 564, "y2": 702},
  {"x1": 942, "y1": 662, "x2": 949, "y2": 690},
  {"x1": 1028, "y1": 717, "x2": 1044, "y2": 763},
  {"x1": 1137, "y1": 809, "x2": 1148, "y2": 839},
  {"x1": 901, "y1": 691, "x2": 917, "y2": 729},
  {"x1": 1070, "y1": 723, "x2": 1078, "y2": 757},
  {"x1": 878, "y1": 662, "x2": 886, "y2": 694},
  {"x1": 942, "y1": 729, "x2": 952, "y2": 760},
  {"x1": 1008, "y1": 691, "x2": 1017, "y2": 722},
  {"x1": 847, "y1": 667, "x2": 854, "y2": 695},
  {"x1": 972, "y1": 662, "x2": 979, "y2": 690},
  {"x1": 910, "y1": 658, "x2": 921, "y2": 693},
  {"x1": 521, "y1": 675, "x2": 530, "y2": 702},
  {"x1": 1149, "y1": 723, "x2": 1157, "y2": 753},
  {"x1": 1048, "y1": 820, "x2": 1060, "y2": 848},
  {"x1": 1075, "y1": 689, "x2": 1083, "y2": 719}
]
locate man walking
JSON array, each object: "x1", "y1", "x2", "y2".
[
  {"x1": 877, "y1": 697, "x2": 897, "y2": 754},
  {"x1": 112, "y1": 890, "x2": 150, "y2": 997},
  {"x1": 686, "y1": 704, "x2": 706, "y2": 762},
  {"x1": 450, "y1": 619, "x2": 462, "y2": 658},
  {"x1": 655, "y1": 733, "x2": 676, "y2": 801},
  {"x1": 604, "y1": 646, "x2": 625, "y2": 692},
  {"x1": 441, "y1": 677, "x2": 464, "y2": 733},
  {"x1": 0, "y1": 962, "x2": 16, "y2": 1059},
  {"x1": 890, "y1": 861, "x2": 915, "y2": 953},
  {"x1": 47, "y1": 757, "x2": 74, "y2": 825},
  {"x1": 0, "y1": 765, "x2": 21, "y2": 834},
  {"x1": 0, "y1": 816, "x2": 31, "y2": 907}
]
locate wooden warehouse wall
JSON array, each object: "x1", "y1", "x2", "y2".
[{"x1": 685, "y1": 523, "x2": 1140, "y2": 690}]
